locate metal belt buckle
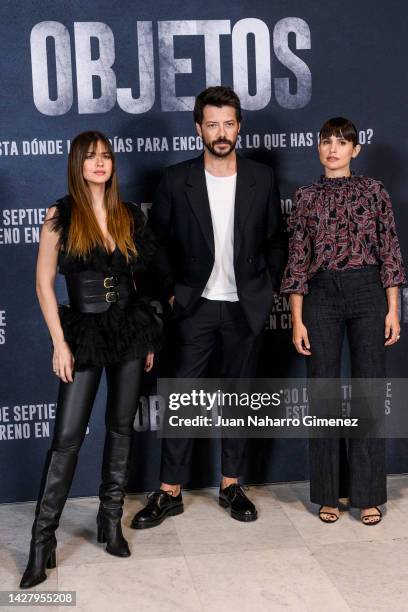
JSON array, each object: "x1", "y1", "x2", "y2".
[
  {"x1": 105, "y1": 291, "x2": 118, "y2": 303},
  {"x1": 104, "y1": 276, "x2": 117, "y2": 289}
]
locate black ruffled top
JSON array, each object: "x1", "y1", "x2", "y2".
[{"x1": 49, "y1": 196, "x2": 162, "y2": 370}]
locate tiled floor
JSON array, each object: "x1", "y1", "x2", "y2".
[{"x1": 2, "y1": 475, "x2": 408, "y2": 611}]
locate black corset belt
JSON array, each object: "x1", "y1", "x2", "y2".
[{"x1": 65, "y1": 271, "x2": 136, "y2": 313}]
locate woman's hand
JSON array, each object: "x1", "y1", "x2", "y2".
[
  {"x1": 52, "y1": 341, "x2": 74, "y2": 383},
  {"x1": 384, "y1": 310, "x2": 401, "y2": 346},
  {"x1": 292, "y1": 320, "x2": 312, "y2": 355},
  {"x1": 144, "y1": 352, "x2": 155, "y2": 372}
]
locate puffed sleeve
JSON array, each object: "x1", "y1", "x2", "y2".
[
  {"x1": 280, "y1": 189, "x2": 312, "y2": 295},
  {"x1": 376, "y1": 183, "x2": 407, "y2": 288},
  {"x1": 47, "y1": 196, "x2": 71, "y2": 251}
]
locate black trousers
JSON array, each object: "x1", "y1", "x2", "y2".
[
  {"x1": 51, "y1": 359, "x2": 143, "y2": 454},
  {"x1": 160, "y1": 298, "x2": 261, "y2": 484},
  {"x1": 303, "y1": 266, "x2": 388, "y2": 508}
]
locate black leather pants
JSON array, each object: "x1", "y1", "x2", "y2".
[
  {"x1": 52, "y1": 358, "x2": 143, "y2": 451},
  {"x1": 35, "y1": 358, "x2": 142, "y2": 539},
  {"x1": 21, "y1": 358, "x2": 143, "y2": 586}
]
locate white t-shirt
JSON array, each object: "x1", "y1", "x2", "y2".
[{"x1": 202, "y1": 170, "x2": 238, "y2": 301}]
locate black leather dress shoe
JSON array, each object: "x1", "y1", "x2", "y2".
[
  {"x1": 130, "y1": 490, "x2": 184, "y2": 529},
  {"x1": 219, "y1": 484, "x2": 258, "y2": 522}
]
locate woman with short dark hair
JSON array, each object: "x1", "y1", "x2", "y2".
[
  {"x1": 20, "y1": 131, "x2": 161, "y2": 588},
  {"x1": 281, "y1": 117, "x2": 406, "y2": 525}
]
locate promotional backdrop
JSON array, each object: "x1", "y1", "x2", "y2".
[{"x1": 1, "y1": 0, "x2": 407, "y2": 502}]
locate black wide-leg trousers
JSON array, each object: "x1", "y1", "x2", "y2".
[
  {"x1": 160, "y1": 298, "x2": 261, "y2": 484},
  {"x1": 302, "y1": 266, "x2": 388, "y2": 508}
]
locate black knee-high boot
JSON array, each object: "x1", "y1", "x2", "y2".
[
  {"x1": 96, "y1": 431, "x2": 132, "y2": 557},
  {"x1": 20, "y1": 448, "x2": 78, "y2": 589}
]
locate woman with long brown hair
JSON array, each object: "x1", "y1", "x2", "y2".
[{"x1": 20, "y1": 131, "x2": 161, "y2": 588}]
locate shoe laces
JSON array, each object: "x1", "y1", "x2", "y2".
[
  {"x1": 146, "y1": 489, "x2": 175, "y2": 507},
  {"x1": 145, "y1": 491, "x2": 162, "y2": 506},
  {"x1": 226, "y1": 483, "x2": 249, "y2": 501}
]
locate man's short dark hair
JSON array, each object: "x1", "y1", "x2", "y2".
[
  {"x1": 319, "y1": 117, "x2": 358, "y2": 147},
  {"x1": 194, "y1": 86, "x2": 242, "y2": 125}
]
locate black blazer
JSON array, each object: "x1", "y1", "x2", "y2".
[{"x1": 149, "y1": 153, "x2": 288, "y2": 335}]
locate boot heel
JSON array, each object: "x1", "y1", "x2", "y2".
[
  {"x1": 46, "y1": 549, "x2": 57, "y2": 569},
  {"x1": 97, "y1": 526, "x2": 107, "y2": 543},
  {"x1": 219, "y1": 498, "x2": 229, "y2": 508}
]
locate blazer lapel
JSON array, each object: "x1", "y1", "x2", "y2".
[
  {"x1": 234, "y1": 155, "x2": 256, "y2": 262},
  {"x1": 185, "y1": 154, "x2": 215, "y2": 256}
]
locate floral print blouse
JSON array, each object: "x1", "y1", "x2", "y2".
[{"x1": 280, "y1": 175, "x2": 406, "y2": 294}]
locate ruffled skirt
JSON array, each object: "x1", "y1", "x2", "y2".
[{"x1": 59, "y1": 298, "x2": 162, "y2": 371}]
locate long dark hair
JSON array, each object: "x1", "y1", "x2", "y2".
[{"x1": 66, "y1": 130, "x2": 136, "y2": 260}]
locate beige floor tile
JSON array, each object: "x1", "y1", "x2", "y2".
[
  {"x1": 278, "y1": 494, "x2": 362, "y2": 546},
  {"x1": 387, "y1": 474, "x2": 408, "y2": 507},
  {"x1": 242, "y1": 484, "x2": 283, "y2": 512},
  {"x1": 186, "y1": 547, "x2": 351, "y2": 612},
  {"x1": 173, "y1": 489, "x2": 221, "y2": 522},
  {"x1": 277, "y1": 479, "x2": 408, "y2": 546},
  {"x1": 344, "y1": 502, "x2": 408, "y2": 542},
  {"x1": 310, "y1": 539, "x2": 408, "y2": 612},
  {"x1": 2, "y1": 478, "x2": 408, "y2": 611},
  {"x1": 58, "y1": 557, "x2": 202, "y2": 612},
  {"x1": 0, "y1": 547, "x2": 58, "y2": 591},
  {"x1": 56, "y1": 497, "x2": 184, "y2": 565},
  {"x1": 0, "y1": 500, "x2": 36, "y2": 527},
  {"x1": 175, "y1": 507, "x2": 306, "y2": 556}
]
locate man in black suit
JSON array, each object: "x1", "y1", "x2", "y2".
[{"x1": 131, "y1": 86, "x2": 287, "y2": 528}]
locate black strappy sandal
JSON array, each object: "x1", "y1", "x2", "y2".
[
  {"x1": 319, "y1": 506, "x2": 340, "y2": 523},
  {"x1": 361, "y1": 506, "x2": 382, "y2": 526}
]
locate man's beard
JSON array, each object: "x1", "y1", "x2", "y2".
[{"x1": 203, "y1": 136, "x2": 237, "y2": 157}]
